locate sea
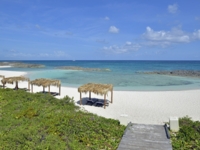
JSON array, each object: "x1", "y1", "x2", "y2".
[{"x1": 1, "y1": 60, "x2": 200, "y2": 91}]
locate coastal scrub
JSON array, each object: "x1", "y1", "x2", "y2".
[
  {"x1": 170, "y1": 116, "x2": 200, "y2": 150},
  {"x1": 0, "y1": 88, "x2": 125, "y2": 150}
]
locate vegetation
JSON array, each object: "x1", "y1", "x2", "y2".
[
  {"x1": 171, "y1": 116, "x2": 200, "y2": 150},
  {"x1": 0, "y1": 88, "x2": 125, "y2": 150},
  {"x1": 0, "y1": 62, "x2": 45, "y2": 68},
  {"x1": 56, "y1": 66, "x2": 111, "y2": 72}
]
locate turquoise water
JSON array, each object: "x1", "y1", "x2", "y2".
[{"x1": 1, "y1": 60, "x2": 200, "y2": 91}]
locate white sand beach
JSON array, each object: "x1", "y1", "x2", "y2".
[
  {"x1": 0, "y1": 66, "x2": 12, "y2": 68},
  {"x1": 1, "y1": 70, "x2": 200, "y2": 125}
]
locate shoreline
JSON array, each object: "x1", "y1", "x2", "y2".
[
  {"x1": 0, "y1": 66, "x2": 12, "y2": 68},
  {"x1": 1, "y1": 64, "x2": 200, "y2": 91},
  {"x1": 1, "y1": 70, "x2": 200, "y2": 125}
]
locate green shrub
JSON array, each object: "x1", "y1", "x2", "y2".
[
  {"x1": 0, "y1": 88, "x2": 125, "y2": 150},
  {"x1": 171, "y1": 116, "x2": 200, "y2": 150}
]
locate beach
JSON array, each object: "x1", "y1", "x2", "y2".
[{"x1": 1, "y1": 70, "x2": 200, "y2": 125}]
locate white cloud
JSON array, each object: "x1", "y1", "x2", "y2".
[
  {"x1": 105, "y1": 16, "x2": 110, "y2": 20},
  {"x1": 9, "y1": 52, "x2": 34, "y2": 57},
  {"x1": 103, "y1": 26, "x2": 200, "y2": 54},
  {"x1": 143, "y1": 26, "x2": 192, "y2": 47},
  {"x1": 6, "y1": 50, "x2": 69, "y2": 58},
  {"x1": 126, "y1": 41, "x2": 132, "y2": 45},
  {"x1": 168, "y1": 4, "x2": 178, "y2": 14},
  {"x1": 39, "y1": 53, "x2": 49, "y2": 57},
  {"x1": 104, "y1": 27, "x2": 200, "y2": 54},
  {"x1": 9, "y1": 49, "x2": 17, "y2": 53},
  {"x1": 103, "y1": 42, "x2": 140, "y2": 54},
  {"x1": 40, "y1": 51, "x2": 69, "y2": 57},
  {"x1": 109, "y1": 26, "x2": 119, "y2": 33},
  {"x1": 53, "y1": 51, "x2": 68, "y2": 57},
  {"x1": 193, "y1": 30, "x2": 200, "y2": 39}
]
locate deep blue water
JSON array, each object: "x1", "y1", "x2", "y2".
[{"x1": 1, "y1": 60, "x2": 200, "y2": 91}]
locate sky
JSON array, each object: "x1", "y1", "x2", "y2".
[{"x1": 0, "y1": 0, "x2": 200, "y2": 60}]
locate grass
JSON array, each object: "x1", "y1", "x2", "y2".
[{"x1": 0, "y1": 88, "x2": 125, "y2": 150}]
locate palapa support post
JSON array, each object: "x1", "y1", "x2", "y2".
[
  {"x1": 28, "y1": 81, "x2": 30, "y2": 91},
  {"x1": 3, "y1": 83, "x2": 5, "y2": 89},
  {"x1": 80, "y1": 92, "x2": 82, "y2": 105},
  {"x1": 1, "y1": 76, "x2": 5, "y2": 89},
  {"x1": 48, "y1": 85, "x2": 50, "y2": 94},
  {"x1": 104, "y1": 94, "x2": 106, "y2": 109},
  {"x1": 111, "y1": 88, "x2": 113, "y2": 103},
  {"x1": 15, "y1": 81, "x2": 19, "y2": 90},
  {"x1": 89, "y1": 91, "x2": 91, "y2": 100},
  {"x1": 43, "y1": 86, "x2": 45, "y2": 93},
  {"x1": 59, "y1": 85, "x2": 61, "y2": 95},
  {"x1": 31, "y1": 84, "x2": 33, "y2": 93}
]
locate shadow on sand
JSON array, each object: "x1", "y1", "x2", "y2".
[
  {"x1": 76, "y1": 97, "x2": 109, "y2": 108},
  {"x1": 37, "y1": 91, "x2": 60, "y2": 96}
]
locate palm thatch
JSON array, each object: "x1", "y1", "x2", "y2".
[
  {"x1": 78, "y1": 83, "x2": 113, "y2": 109},
  {"x1": 30, "y1": 78, "x2": 61, "y2": 95},
  {"x1": 30, "y1": 78, "x2": 61, "y2": 87},
  {"x1": 1, "y1": 76, "x2": 29, "y2": 84},
  {"x1": 78, "y1": 83, "x2": 113, "y2": 95},
  {"x1": 1, "y1": 76, "x2": 30, "y2": 90},
  {"x1": 0, "y1": 75, "x2": 5, "y2": 78}
]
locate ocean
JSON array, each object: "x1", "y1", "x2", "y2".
[{"x1": 1, "y1": 60, "x2": 200, "y2": 91}]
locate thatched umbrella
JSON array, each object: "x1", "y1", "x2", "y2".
[
  {"x1": 78, "y1": 83, "x2": 113, "y2": 109},
  {"x1": 30, "y1": 78, "x2": 61, "y2": 95},
  {"x1": 1, "y1": 76, "x2": 30, "y2": 90}
]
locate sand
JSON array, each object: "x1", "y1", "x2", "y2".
[
  {"x1": 0, "y1": 66, "x2": 12, "y2": 68},
  {"x1": 1, "y1": 70, "x2": 200, "y2": 125}
]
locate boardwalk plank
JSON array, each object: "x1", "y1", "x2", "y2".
[{"x1": 117, "y1": 123, "x2": 172, "y2": 150}]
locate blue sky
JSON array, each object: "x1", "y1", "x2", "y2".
[{"x1": 0, "y1": 0, "x2": 200, "y2": 60}]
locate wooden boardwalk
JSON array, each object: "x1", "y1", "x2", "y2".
[{"x1": 117, "y1": 123, "x2": 172, "y2": 150}]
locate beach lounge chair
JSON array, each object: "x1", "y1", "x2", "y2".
[
  {"x1": 86, "y1": 98, "x2": 98, "y2": 105},
  {"x1": 95, "y1": 100, "x2": 109, "y2": 107},
  {"x1": 50, "y1": 92, "x2": 58, "y2": 96}
]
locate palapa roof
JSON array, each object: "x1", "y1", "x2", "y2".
[
  {"x1": 78, "y1": 83, "x2": 113, "y2": 95},
  {"x1": 1, "y1": 76, "x2": 29, "y2": 84},
  {"x1": 30, "y1": 78, "x2": 61, "y2": 87},
  {"x1": 0, "y1": 75, "x2": 5, "y2": 78}
]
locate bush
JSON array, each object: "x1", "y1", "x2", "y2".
[
  {"x1": 0, "y1": 88, "x2": 125, "y2": 150},
  {"x1": 171, "y1": 116, "x2": 200, "y2": 150}
]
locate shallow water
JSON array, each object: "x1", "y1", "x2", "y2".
[{"x1": 1, "y1": 60, "x2": 200, "y2": 91}]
